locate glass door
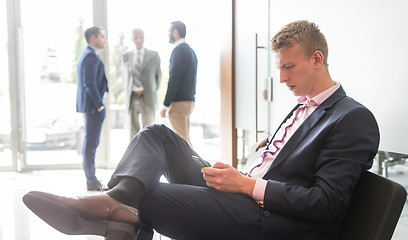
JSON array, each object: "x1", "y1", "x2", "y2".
[
  {"x1": 0, "y1": 0, "x2": 12, "y2": 168},
  {"x1": 107, "y1": 0, "x2": 223, "y2": 165},
  {"x1": 20, "y1": 0, "x2": 93, "y2": 168},
  {"x1": 235, "y1": 0, "x2": 270, "y2": 166}
]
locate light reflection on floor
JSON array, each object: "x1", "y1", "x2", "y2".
[{"x1": 0, "y1": 169, "x2": 172, "y2": 240}]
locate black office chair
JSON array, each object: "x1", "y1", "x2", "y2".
[{"x1": 339, "y1": 171, "x2": 407, "y2": 240}]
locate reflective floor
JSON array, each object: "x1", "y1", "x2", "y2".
[
  {"x1": 0, "y1": 169, "x2": 173, "y2": 240},
  {"x1": 1, "y1": 165, "x2": 407, "y2": 240},
  {"x1": 0, "y1": 169, "x2": 112, "y2": 240}
]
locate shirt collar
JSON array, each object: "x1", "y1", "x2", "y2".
[
  {"x1": 88, "y1": 45, "x2": 98, "y2": 54},
  {"x1": 174, "y1": 38, "x2": 186, "y2": 47},
  {"x1": 297, "y1": 81, "x2": 341, "y2": 106},
  {"x1": 134, "y1": 47, "x2": 145, "y2": 54}
]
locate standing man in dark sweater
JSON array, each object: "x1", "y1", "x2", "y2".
[{"x1": 160, "y1": 21, "x2": 197, "y2": 146}]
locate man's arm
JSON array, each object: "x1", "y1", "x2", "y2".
[
  {"x1": 155, "y1": 52, "x2": 162, "y2": 91},
  {"x1": 82, "y1": 53, "x2": 104, "y2": 110},
  {"x1": 255, "y1": 136, "x2": 269, "y2": 152},
  {"x1": 163, "y1": 46, "x2": 184, "y2": 107},
  {"x1": 203, "y1": 105, "x2": 379, "y2": 223},
  {"x1": 263, "y1": 107, "x2": 379, "y2": 221}
]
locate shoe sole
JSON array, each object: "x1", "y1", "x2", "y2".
[{"x1": 23, "y1": 191, "x2": 138, "y2": 240}]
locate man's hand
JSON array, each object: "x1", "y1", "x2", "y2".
[
  {"x1": 160, "y1": 109, "x2": 167, "y2": 118},
  {"x1": 254, "y1": 136, "x2": 268, "y2": 152},
  {"x1": 201, "y1": 162, "x2": 255, "y2": 197}
]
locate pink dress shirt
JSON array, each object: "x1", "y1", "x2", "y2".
[{"x1": 250, "y1": 82, "x2": 341, "y2": 202}]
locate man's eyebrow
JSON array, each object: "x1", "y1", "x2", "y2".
[{"x1": 277, "y1": 63, "x2": 293, "y2": 69}]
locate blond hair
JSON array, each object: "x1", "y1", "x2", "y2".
[{"x1": 271, "y1": 20, "x2": 329, "y2": 67}]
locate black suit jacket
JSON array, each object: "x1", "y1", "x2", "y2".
[
  {"x1": 163, "y1": 43, "x2": 197, "y2": 107},
  {"x1": 260, "y1": 86, "x2": 380, "y2": 239}
]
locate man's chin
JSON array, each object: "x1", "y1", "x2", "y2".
[{"x1": 291, "y1": 90, "x2": 299, "y2": 96}]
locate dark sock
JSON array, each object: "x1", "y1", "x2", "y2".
[{"x1": 106, "y1": 177, "x2": 145, "y2": 209}]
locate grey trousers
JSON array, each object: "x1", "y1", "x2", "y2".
[
  {"x1": 130, "y1": 94, "x2": 155, "y2": 140},
  {"x1": 109, "y1": 124, "x2": 208, "y2": 192}
]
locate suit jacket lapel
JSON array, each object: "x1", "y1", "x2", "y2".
[
  {"x1": 123, "y1": 51, "x2": 134, "y2": 73},
  {"x1": 141, "y1": 49, "x2": 154, "y2": 69},
  {"x1": 269, "y1": 108, "x2": 326, "y2": 170},
  {"x1": 265, "y1": 86, "x2": 347, "y2": 173}
]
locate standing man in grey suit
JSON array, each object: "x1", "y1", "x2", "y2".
[
  {"x1": 160, "y1": 21, "x2": 197, "y2": 146},
  {"x1": 122, "y1": 28, "x2": 162, "y2": 139},
  {"x1": 75, "y1": 26, "x2": 109, "y2": 191}
]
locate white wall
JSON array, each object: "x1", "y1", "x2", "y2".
[{"x1": 268, "y1": 0, "x2": 408, "y2": 154}]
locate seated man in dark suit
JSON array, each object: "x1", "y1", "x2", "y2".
[{"x1": 23, "y1": 20, "x2": 380, "y2": 240}]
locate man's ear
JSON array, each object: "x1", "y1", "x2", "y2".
[
  {"x1": 89, "y1": 34, "x2": 96, "y2": 44},
  {"x1": 173, "y1": 29, "x2": 180, "y2": 39},
  {"x1": 312, "y1": 50, "x2": 324, "y2": 69}
]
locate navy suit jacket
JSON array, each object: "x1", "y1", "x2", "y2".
[
  {"x1": 259, "y1": 86, "x2": 380, "y2": 239},
  {"x1": 163, "y1": 43, "x2": 197, "y2": 107},
  {"x1": 76, "y1": 46, "x2": 108, "y2": 113}
]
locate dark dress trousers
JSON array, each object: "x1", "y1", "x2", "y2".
[
  {"x1": 108, "y1": 86, "x2": 380, "y2": 240},
  {"x1": 76, "y1": 46, "x2": 108, "y2": 185}
]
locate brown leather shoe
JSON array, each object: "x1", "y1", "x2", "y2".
[{"x1": 23, "y1": 191, "x2": 140, "y2": 239}]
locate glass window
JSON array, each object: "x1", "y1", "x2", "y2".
[
  {"x1": 20, "y1": 0, "x2": 92, "y2": 165},
  {"x1": 0, "y1": 0, "x2": 12, "y2": 166},
  {"x1": 108, "y1": 0, "x2": 222, "y2": 164}
]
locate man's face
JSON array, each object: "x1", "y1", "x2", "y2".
[
  {"x1": 132, "y1": 30, "x2": 144, "y2": 50},
  {"x1": 276, "y1": 43, "x2": 317, "y2": 98},
  {"x1": 93, "y1": 29, "x2": 106, "y2": 50},
  {"x1": 168, "y1": 25, "x2": 175, "y2": 43}
]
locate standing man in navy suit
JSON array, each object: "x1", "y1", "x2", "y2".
[
  {"x1": 76, "y1": 26, "x2": 109, "y2": 191},
  {"x1": 160, "y1": 21, "x2": 197, "y2": 146},
  {"x1": 24, "y1": 21, "x2": 380, "y2": 239}
]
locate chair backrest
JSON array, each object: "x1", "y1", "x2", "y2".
[{"x1": 339, "y1": 171, "x2": 407, "y2": 240}]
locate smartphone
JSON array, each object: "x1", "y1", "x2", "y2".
[{"x1": 192, "y1": 155, "x2": 211, "y2": 168}]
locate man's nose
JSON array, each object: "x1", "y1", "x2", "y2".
[{"x1": 279, "y1": 71, "x2": 287, "y2": 83}]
